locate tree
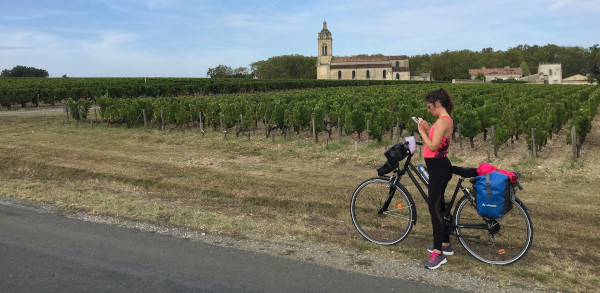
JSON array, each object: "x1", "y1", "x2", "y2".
[
  {"x1": 232, "y1": 67, "x2": 251, "y2": 78},
  {"x1": 207, "y1": 65, "x2": 234, "y2": 78},
  {"x1": 519, "y1": 62, "x2": 530, "y2": 76},
  {"x1": 588, "y1": 44, "x2": 600, "y2": 83},
  {"x1": 431, "y1": 59, "x2": 470, "y2": 81},
  {"x1": 250, "y1": 55, "x2": 317, "y2": 79},
  {"x1": 1, "y1": 65, "x2": 49, "y2": 77}
]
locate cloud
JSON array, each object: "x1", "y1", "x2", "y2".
[
  {"x1": 550, "y1": 0, "x2": 574, "y2": 10},
  {"x1": 549, "y1": 0, "x2": 600, "y2": 12}
]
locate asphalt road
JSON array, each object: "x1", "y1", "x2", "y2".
[{"x1": 0, "y1": 201, "x2": 466, "y2": 293}]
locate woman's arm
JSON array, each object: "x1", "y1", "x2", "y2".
[{"x1": 418, "y1": 118, "x2": 451, "y2": 151}]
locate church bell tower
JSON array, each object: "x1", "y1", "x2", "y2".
[{"x1": 317, "y1": 21, "x2": 332, "y2": 79}]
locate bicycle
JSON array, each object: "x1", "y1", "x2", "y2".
[{"x1": 350, "y1": 141, "x2": 533, "y2": 265}]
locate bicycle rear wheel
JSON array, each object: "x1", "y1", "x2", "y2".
[
  {"x1": 350, "y1": 177, "x2": 416, "y2": 245},
  {"x1": 454, "y1": 195, "x2": 533, "y2": 265}
]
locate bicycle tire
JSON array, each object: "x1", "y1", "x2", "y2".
[
  {"x1": 454, "y1": 195, "x2": 533, "y2": 265},
  {"x1": 350, "y1": 177, "x2": 416, "y2": 245}
]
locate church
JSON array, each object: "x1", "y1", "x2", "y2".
[{"x1": 317, "y1": 21, "x2": 423, "y2": 81}]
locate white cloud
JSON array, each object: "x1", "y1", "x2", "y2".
[
  {"x1": 549, "y1": 0, "x2": 600, "y2": 12},
  {"x1": 550, "y1": 0, "x2": 574, "y2": 10}
]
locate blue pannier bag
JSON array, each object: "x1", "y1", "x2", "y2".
[{"x1": 473, "y1": 171, "x2": 514, "y2": 218}]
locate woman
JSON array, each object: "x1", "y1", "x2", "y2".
[{"x1": 416, "y1": 88, "x2": 455, "y2": 270}]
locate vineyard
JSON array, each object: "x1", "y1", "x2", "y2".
[
  {"x1": 81, "y1": 83, "x2": 600, "y2": 157},
  {"x1": 0, "y1": 77, "x2": 433, "y2": 108},
  {"x1": 1, "y1": 77, "x2": 598, "y2": 157}
]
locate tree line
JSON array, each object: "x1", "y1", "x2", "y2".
[
  {"x1": 207, "y1": 44, "x2": 600, "y2": 82},
  {"x1": 409, "y1": 44, "x2": 600, "y2": 82},
  {"x1": 208, "y1": 55, "x2": 317, "y2": 79},
  {"x1": 1, "y1": 65, "x2": 49, "y2": 78}
]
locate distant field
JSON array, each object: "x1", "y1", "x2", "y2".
[{"x1": 0, "y1": 110, "x2": 599, "y2": 292}]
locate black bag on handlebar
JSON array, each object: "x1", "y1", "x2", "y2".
[{"x1": 376, "y1": 143, "x2": 410, "y2": 176}]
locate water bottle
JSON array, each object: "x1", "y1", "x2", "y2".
[{"x1": 417, "y1": 164, "x2": 429, "y2": 183}]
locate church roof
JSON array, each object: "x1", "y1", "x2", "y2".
[
  {"x1": 330, "y1": 64, "x2": 409, "y2": 70},
  {"x1": 331, "y1": 56, "x2": 408, "y2": 63}
]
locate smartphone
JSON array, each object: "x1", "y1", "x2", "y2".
[{"x1": 412, "y1": 117, "x2": 420, "y2": 124}]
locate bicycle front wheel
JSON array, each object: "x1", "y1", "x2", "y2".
[
  {"x1": 350, "y1": 177, "x2": 416, "y2": 245},
  {"x1": 454, "y1": 195, "x2": 533, "y2": 265}
]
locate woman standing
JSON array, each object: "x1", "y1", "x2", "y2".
[{"x1": 416, "y1": 88, "x2": 455, "y2": 270}]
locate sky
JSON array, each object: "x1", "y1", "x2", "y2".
[{"x1": 1, "y1": 0, "x2": 599, "y2": 78}]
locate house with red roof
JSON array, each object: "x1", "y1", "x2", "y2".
[{"x1": 469, "y1": 67, "x2": 523, "y2": 81}]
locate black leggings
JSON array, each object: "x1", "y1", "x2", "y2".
[{"x1": 425, "y1": 157, "x2": 453, "y2": 251}]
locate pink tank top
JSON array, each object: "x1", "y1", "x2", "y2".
[{"x1": 423, "y1": 116, "x2": 453, "y2": 158}]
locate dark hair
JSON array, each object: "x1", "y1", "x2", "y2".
[{"x1": 424, "y1": 88, "x2": 454, "y2": 115}]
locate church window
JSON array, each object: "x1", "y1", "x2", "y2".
[
  {"x1": 383, "y1": 70, "x2": 387, "y2": 79},
  {"x1": 352, "y1": 70, "x2": 356, "y2": 79},
  {"x1": 396, "y1": 73, "x2": 400, "y2": 80},
  {"x1": 366, "y1": 70, "x2": 370, "y2": 79},
  {"x1": 322, "y1": 44, "x2": 328, "y2": 56},
  {"x1": 338, "y1": 71, "x2": 342, "y2": 79},
  {"x1": 396, "y1": 61, "x2": 400, "y2": 67}
]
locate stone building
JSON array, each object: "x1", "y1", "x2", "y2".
[
  {"x1": 562, "y1": 74, "x2": 596, "y2": 85},
  {"x1": 316, "y1": 22, "x2": 416, "y2": 81},
  {"x1": 519, "y1": 63, "x2": 562, "y2": 84},
  {"x1": 468, "y1": 67, "x2": 523, "y2": 81},
  {"x1": 537, "y1": 63, "x2": 562, "y2": 84}
]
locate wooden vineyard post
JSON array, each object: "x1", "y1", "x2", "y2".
[
  {"x1": 77, "y1": 106, "x2": 83, "y2": 125},
  {"x1": 65, "y1": 103, "x2": 69, "y2": 121},
  {"x1": 161, "y1": 110, "x2": 165, "y2": 131},
  {"x1": 338, "y1": 118, "x2": 342, "y2": 142},
  {"x1": 220, "y1": 112, "x2": 225, "y2": 139},
  {"x1": 491, "y1": 125, "x2": 498, "y2": 157},
  {"x1": 312, "y1": 117, "x2": 317, "y2": 143},
  {"x1": 571, "y1": 126, "x2": 577, "y2": 163},
  {"x1": 264, "y1": 115, "x2": 268, "y2": 139},
  {"x1": 94, "y1": 108, "x2": 98, "y2": 125},
  {"x1": 142, "y1": 109, "x2": 147, "y2": 127},
  {"x1": 457, "y1": 124, "x2": 463, "y2": 154},
  {"x1": 199, "y1": 111, "x2": 204, "y2": 136},
  {"x1": 239, "y1": 114, "x2": 243, "y2": 138},
  {"x1": 531, "y1": 128, "x2": 536, "y2": 158},
  {"x1": 366, "y1": 119, "x2": 370, "y2": 147}
]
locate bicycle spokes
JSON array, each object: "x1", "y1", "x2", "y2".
[{"x1": 454, "y1": 196, "x2": 533, "y2": 265}]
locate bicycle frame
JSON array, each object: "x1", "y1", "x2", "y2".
[{"x1": 382, "y1": 150, "x2": 481, "y2": 234}]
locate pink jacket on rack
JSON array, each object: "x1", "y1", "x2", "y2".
[{"x1": 476, "y1": 162, "x2": 518, "y2": 183}]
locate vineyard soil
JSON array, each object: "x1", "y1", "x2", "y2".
[{"x1": 0, "y1": 106, "x2": 599, "y2": 292}]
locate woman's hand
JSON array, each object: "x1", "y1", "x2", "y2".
[{"x1": 417, "y1": 118, "x2": 429, "y2": 133}]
